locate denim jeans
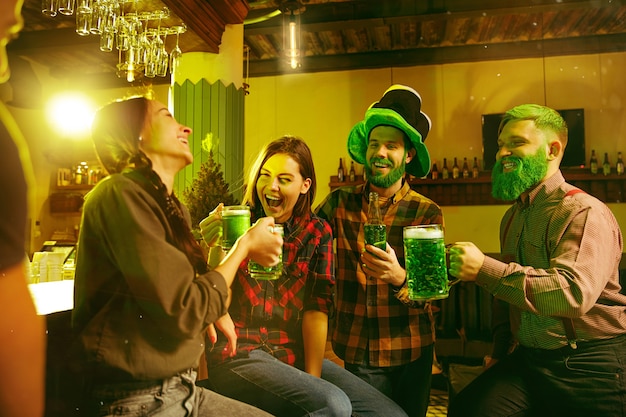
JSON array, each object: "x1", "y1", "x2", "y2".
[
  {"x1": 448, "y1": 334, "x2": 626, "y2": 417},
  {"x1": 344, "y1": 343, "x2": 434, "y2": 417},
  {"x1": 88, "y1": 369, "x2": 273, "y2": 417},
  {"x1": 199, "y1": 349, "x2": 408, "y2": 417}
]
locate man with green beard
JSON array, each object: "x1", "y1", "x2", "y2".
[
  {"x1": 316, "y1": 85, "x2": 443, "y2": 417},
  {"x1": 447, "y1": 104, "x2": 626, "y2": 417}
]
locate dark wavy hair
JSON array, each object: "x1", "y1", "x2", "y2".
[
  {"x1": 243, "y1": 135, "x2": 316, "y2": 220},
  {"x1": 91, "y1": 96, "x2": 208, "y2": 274}
]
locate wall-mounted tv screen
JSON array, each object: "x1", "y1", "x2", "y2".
[{"x1": 481, "y1": 108, "x2": 586, "y2": 170}]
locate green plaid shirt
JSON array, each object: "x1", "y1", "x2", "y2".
[{"x1": 316, "y1": 181, "x2": 444, "y2": 367}]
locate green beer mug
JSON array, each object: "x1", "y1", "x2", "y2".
[
  {"x1": 403, "y1": 224, "x2": 458, "y2": 301},
  {"x1": 221, "y1": 205, "x2": 251, "y2": 251},
  {"x1": 248, "y1": 224, "x2": 284, "y2": 280}
]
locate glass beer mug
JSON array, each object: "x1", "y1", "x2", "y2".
[
  {"x1": 403, "y1": 224, "x2": 458, "y2": 301},
  {"x1": 220, "y1": 205, "x2": 251, "y2": 251},
  {"x1": 248, "y1": 224, "x2": 284, "y2": 280}
]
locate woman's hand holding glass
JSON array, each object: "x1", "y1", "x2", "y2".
[
  {"x1": 241, "y1": 217, "x2": 283, "y2": 267},
  {"x1": 200, "y1": 204, "x2": 282, "y2": 267},
  {"x1": 200, "y1": 203, "x2": 224, "y2": 248}
]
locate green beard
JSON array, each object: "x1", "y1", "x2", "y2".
[
  {"x1": 366, "y1": 156, "x2": 407, "y2": 188},
  {"x1": 491, "y1": 150, "x2": 548, "y2": 201}
]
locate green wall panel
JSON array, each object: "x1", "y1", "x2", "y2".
[{"x1": 171, "y1": 80, "x2": 245, "y2": 207}]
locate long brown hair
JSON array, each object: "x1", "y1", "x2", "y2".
[
  {"x1": 243, "y1": 135, "x2": 316, "y2": 220},
  {"x1": 91, "y1": 96, "x2": 208, "y2": 273}
]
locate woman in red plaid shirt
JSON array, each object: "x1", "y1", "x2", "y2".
[{"x1": 198, "y1": 136, "x2": 407, "y2": 417}]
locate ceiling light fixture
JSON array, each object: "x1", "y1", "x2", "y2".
[{"x1": 280, "y1": 1, "x2": 305, "y2": 70}]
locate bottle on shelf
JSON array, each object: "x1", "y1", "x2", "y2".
[
  {"x1": 74, "y1": 163, "x2": 84, "y2": 185},
  {"x1": 589, "y1": 149, "x2": 598, "y2": 174},
  {"x1": 337, "y1": 158, "x2": 345, "y2": 182},
  {"x1": 70, "y1": 164, "x2": 77, "y2": 185},
  {"x1": 452, "y1": 157, "x2": 460, "y2": 179},
  {"x1": 441, "y1": 158, "x2": 449, "y2": 179},
  {"x1": 349, "y1": 161, "x2": 356, "y2": 182},
  {"x1": 472, "y1": 157, "x2": 479, "y2": 178},
  {"x1": 364, "y1": 192, "x2": 386, "y2": 251},
  {"x1": 617, "y1": 152, "x2": 625, "y2": 175},
  {"x1": 431, "y1": 161, "x2": 439, "y2": 180},
  {"x1": 462, "y1": 157, "x2": 470, "y2": 178},
  {"x1": 603, "y1": 152, "x2": 611, "y2": 176}
]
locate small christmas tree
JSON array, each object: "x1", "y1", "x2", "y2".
[{"x1": 183, "y1": 150, "x2": 239, "y2": 231}]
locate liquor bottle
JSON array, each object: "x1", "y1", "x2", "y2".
[
  {"x1": 462, "y1": 157, "x2": 470, "y2": 178},
  {"x1": 617, "y1": 152, "x2": 625, "y2": 175},
  {"x1": 441, "y1": 158, "x2": 449, "y2": 179},
  {"x1": 74, "y1": 163, "x2": 84, "y2": 185},
  {"x1": 603, "y1": 152, "x2": 611, "y2": 176},
  {"x1": 452, "y1": 157, "x2": 460, "y2": 179},
  {"x1": 589, "y1": 149, "x2": 598, "y2": 174},
  {"x1": 431, "y1": 161, "x2": 439, "y2": 180},
  {"x1": 349, "y1": 161, "x2": 356, "y2": 182},
  {"x1": 364, "y1": 192, "x2": 386, "y2": 251},
  {"x1": 472, "y1": 157, "x2": 480, "y2": 179},
  {"x1": 337, "y1": 158, "x2": 345, "y2": 182}
]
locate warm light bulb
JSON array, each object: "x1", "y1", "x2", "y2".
[
  {"x1": 46, "y1": 93, "x2": 95, "y2": 137},
  {"x1": 288, "y1": 20, "x2": 299, "y2": 68},
  {"x1": 289, "y1": 21, "x2": 297, "y2": 51}
]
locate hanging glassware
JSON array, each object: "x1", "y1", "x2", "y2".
[
  {"x1": 44, "y1": 0, "x2": 186, "y2": 82},
  {"x1": 169, "y1": 23, "x2": 185, "y2": 75}
]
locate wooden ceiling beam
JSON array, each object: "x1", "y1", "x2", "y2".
[
  {"x1": 247, "y1": 33, "x2": 626, "y2": 77},
  {"x1": 161, "y1": 0, "x2": 250, "y2": 53}
]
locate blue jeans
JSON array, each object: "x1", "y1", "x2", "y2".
[
  {"x1": 448, "y1": 334, "x2": 626, "y2": 417},
  {"x1": 199, "y1": 349, "x2": 408, "y2": 417},
  {"x1": 87, "y1": 369, "x2": 272, "y2": 417},
  {"x1": 344, "y1": 343, "x2": 434, "y2": 417}
]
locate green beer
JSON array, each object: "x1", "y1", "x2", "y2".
[
  {"x1": 248, "y1": 224, "x2": 284, "y2": 280},
  {"x1": 364, "y1": 224, "x2": 387, "y2": 250},
  {"x1": 221, "y1": 206, "x2": 251, "y2": 251},
  {"x1": 365, "y1": 191, "x2": 386, "y2": 251},
  {"x1": 403, "y1": 225, "x2": 449, "y2": 301}
]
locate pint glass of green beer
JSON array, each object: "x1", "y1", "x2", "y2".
[
  {"x1": 221, "y1": 205, "x2": 251, "y2": 251},
  {"x1": 248, "y1": 224, "x2": 284, "y2": 280},
  {"x1": 403, "y1": 224, "x2": 450, "y2": 301}
]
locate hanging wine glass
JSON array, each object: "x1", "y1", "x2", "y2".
[
  {"x1": 169, "y1": 23, "x2": 185, "y2": 75},
  {"x1": 116, "y1": 17, "x2": 130, "y2": 51},
  {"x1": 42, "y1": 0, "x2": 58, "y2": 17},
  {"x1": 156, "y1": 46, "x2": 169, "y2": 77}
]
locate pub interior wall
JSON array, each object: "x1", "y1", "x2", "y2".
[{"x1": 244, "y1": 52, "x2": 626, "y2": 252}]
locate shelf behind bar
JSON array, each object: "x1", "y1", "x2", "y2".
[{"x1": 329, "y1": 168, "x2": 626, "y2": 205}]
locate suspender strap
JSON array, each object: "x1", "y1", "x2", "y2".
[{"x1": 560, "y1": 188, "x2": 586, "y2": 349}]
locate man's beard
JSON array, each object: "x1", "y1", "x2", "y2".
[
  {"x1": 366, "y1": 156, "x2": 406, "y2": 188},
  {"x1": 491, "y1": 150, "x2": 548, "y2": 201}
]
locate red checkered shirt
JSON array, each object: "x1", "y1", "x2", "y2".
[{"x1": 207, "y1": 211, "x2": 334, "y2": 370}]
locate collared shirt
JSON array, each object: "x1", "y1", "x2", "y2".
[
  {"x1": 72, "y1": 173, "x2": 230, "y2": 382},
  {"x1": 316, "y1": 181, "x2": 444, "y2": 367},
  {"x1": 207, "y1": 211, "x2": 334, "y2": 370},
  {"x1": 479, "y1": 170, "x2": 626, "y2": 350}
]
